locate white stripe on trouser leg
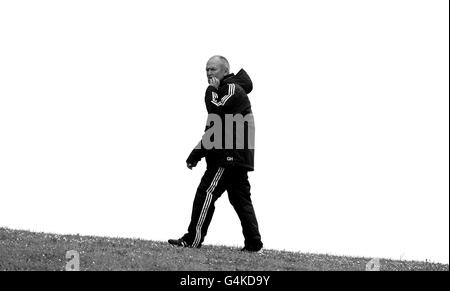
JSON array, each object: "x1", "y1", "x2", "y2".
[{"x1": 192, "y1": 167, "x2": 224, "y2": 247}]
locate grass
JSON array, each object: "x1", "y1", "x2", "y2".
[{"x1": 0, "y1": 227, "x2": 448, "y2": 271}]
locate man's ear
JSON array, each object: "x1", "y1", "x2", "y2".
[{"x1": 221, "y1": 64, "x2": 229, "y2": 76}]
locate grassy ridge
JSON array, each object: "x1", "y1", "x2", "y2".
[{"x1": 0, "y1": 227, "x2": 448, "y2": 271}]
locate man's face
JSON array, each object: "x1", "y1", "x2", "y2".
[{"x1": 206, "y1": 59, "x2": 227, "y2": 82}]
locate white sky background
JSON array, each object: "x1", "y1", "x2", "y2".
[{"x1": 0, "y1": 0, "x2": 448, "y2": 264}]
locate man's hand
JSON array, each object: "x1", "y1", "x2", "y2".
[
  {"x1": 208, "y1": 77, "x2": 220, "y2": 89},
  {"x1": 187, "y1": 161, "x2": 198, "y2": 170}
]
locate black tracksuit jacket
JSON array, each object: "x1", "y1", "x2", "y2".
[{"x1": 187, "y1": 69, "x2": 255, "y2": 171}]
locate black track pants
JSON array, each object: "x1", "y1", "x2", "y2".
[{"x1": 182, "y1": 166, "x2": 262, "y2": 249}]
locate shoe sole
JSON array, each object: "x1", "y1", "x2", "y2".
[
  {"x1": 168, "y1": 240, "x2": 187, "y2": 247},
  {"x1": 242, "y1": 249, "x2": 263, "y2": 254},
  {"x1": 168, "y1": 242, "x2": 202, "y2": 249}
]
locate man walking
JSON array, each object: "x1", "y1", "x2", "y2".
[{"x1": 169, "y1": 56, "x2": 263, "y2": 252}]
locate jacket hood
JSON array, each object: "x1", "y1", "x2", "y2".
[{"x1": 221, "y1": 69, "x2": 253, "y2": 94}]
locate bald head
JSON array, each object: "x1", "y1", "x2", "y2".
[
  {"x1": 206, "y1": 55, "x2": 230, "y2": 82},
  {"x1": 208, "y1": 55, "x2": 230, "y2": 73}
]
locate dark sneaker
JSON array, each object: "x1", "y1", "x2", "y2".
[
  {"x1": 168, "y1": 238, "x2": 202, "y2": 248},
  {"x1": 241, "y1": 245, "x2": 263, "y2": 253},
  {"x1": 168, "y1": 238, "x2": 188, "y2": 247}
]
